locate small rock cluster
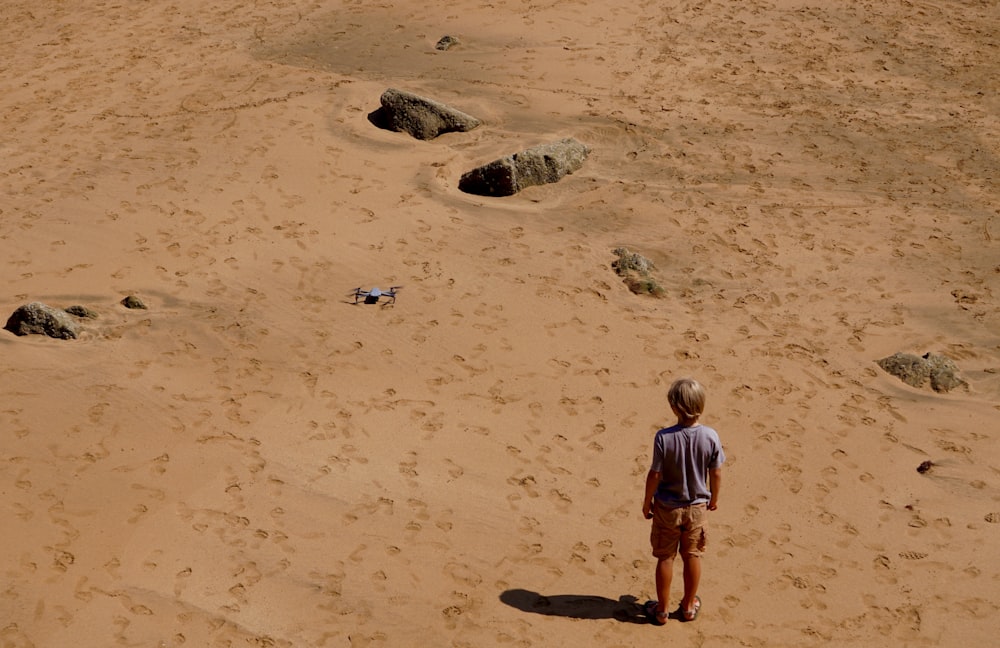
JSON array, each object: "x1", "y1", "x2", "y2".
[
  {"x1": 371, "y1": 40, "x2": 590, "y2": 197},
  {"x1": 4, "y1": 295, "x2": 147, "y2": 340},
  {"x1": 373, "y1": 85, "x2": 589, "y2": 196},
  {"x1": 876, "y1": 352, "x2": 966, "y2": 392},
  {"x1": 4, "y1": 302, "x2": 82, "y2": 339}
]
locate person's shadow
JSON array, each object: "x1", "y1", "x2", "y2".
[{"x1": 500, "y1": 589, "x2": 649, "y2": 624}]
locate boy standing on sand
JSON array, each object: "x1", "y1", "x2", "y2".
[{"x1": 641, "y1": 378, "x2": 725, "y2": 625}]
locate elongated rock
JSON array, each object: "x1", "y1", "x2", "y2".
[
  {"x1": 458, "y1": 138, "x2": 589, "y2": 196},
  {"x1": 374, "y1": 88, "x2": 481, "y2": 140}
]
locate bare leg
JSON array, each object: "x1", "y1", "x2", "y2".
[
  {"x1": 655, "y1": 556, "x2": 674, "y2": 615},
  {"x1": 681, "y1": 554, "x2": 701, "y2": 613}
]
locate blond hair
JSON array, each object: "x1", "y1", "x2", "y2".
[{"x1": 668, "y1": 378, "x2": 706, "y2": 419}]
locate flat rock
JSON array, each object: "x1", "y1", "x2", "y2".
[
  {"x1": 372, "y1": 88, "x2": 481, "y2": 140},
  {"x1": 458, "y1": 138, "x2": 590, "y2": 196}
]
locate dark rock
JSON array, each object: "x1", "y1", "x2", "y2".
[
  {"x1": 876, "y1": 352, "x2": 966, "y2": 392},
  {"x1": 458, "y1": 138, "x2": 589, "y2": 197},
  {"x1": 435, "y1": 35, "x2": 460, "y2": 51},
  {"x1": 65, "y1": 305, "x2": 99, "y2": 319},
  {"x1": 459, "y1": 157, "x2": 519, "y2": 196},
  {"x1": 4, "y1": 302, "x2": 80, "y2": 339},
  {"x1": 916, "y1": 460, "x2": 934, "y2": 474},
  {"x1": 371, "y1": 88, "x2": 481, "y2": 140},
  {"x1": 121, "y1": 295, "x2": 147, "y2": 309}
]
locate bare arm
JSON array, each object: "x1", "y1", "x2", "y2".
[
  {"x1": 643, "y1": 470, "x2": 660, "y2": 519},
  {"x1": 708, "y1": 467, "x2": 722, "y2": 510}
]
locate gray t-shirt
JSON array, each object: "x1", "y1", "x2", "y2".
[{"x1": 650, "y1": 424, "x2": 725, "y2": 507}]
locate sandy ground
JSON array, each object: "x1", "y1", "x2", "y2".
[{"x1": 2, "y1": 1, "x2": 999, "y2": 646}]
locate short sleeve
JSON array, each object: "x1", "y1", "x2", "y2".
[
  {"x1": 650, "y1": 435, "x2": 664, "y2": 472},
  {"x1": 709, "y1": 439, "x2": 726, "y2": 470}
]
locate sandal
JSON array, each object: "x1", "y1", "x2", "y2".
[
  {"x1": 643, "y1": 600, "x2": 667, "y2": 626},
  {"x1": 682, "y1": 595, "x2": 701, "y2": 622}
]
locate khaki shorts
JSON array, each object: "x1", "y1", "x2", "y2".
[{"x1": 650, "y1": 502, "x2": 708, "y2": 559}]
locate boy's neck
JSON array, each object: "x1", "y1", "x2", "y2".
[{"x1": 676, "y1": 416, "x2": 700, "y2": 428}]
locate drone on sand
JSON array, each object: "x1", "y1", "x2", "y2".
[{"x1": 350, "y1": 286, "x2": 402, "y2": 305}]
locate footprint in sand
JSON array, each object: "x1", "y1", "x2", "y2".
[
  {"x1": 398, "y1": 452, "x2": 418, "y2": 478},
  {"x1": 444, "y1": 458, "x2": 464, "y2": 479},
  {"x1": 444, "y1": 561, "x2": 483, "y2": 588},
  {"x1": 518, "y1": 516, "x2": 542, "y2": 536},
  {"x1": 898, "y1": 551, "x2": 928, "y2": 560},
  {"x1": 769, "y1": 523, "x2": 792, "y2": 546},
  {"x1": 507, "y1": 473, "x2": 539, "y2": 498},
  {"x1": 548, "y1": 488, "x2": 573, "y2": 512},
  {"x1": 52, "y1": 549, "x2": 75, "y2": 573},
  {"x1": 406, "y1": 498, "x2": 431, "y2": 522},
  {"x1": 174, "y1": 566, "x2": 193, "y2": 596},
  {"x1": 599, "y1": 505, "x2": 630, "y2": 528}
]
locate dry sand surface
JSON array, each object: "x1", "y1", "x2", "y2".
[{"x1": 2, "y1": 0, "x2": 999, "y2": 646}]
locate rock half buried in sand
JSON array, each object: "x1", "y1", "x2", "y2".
[
  {"x1": 612, "y1": 247, "x2": 664, "y2": 297},
  {"x1": 924, "y1": 353, "x2": 966, "y2": 392},
  {"x1": 65, "y1": 305, "x2": 99, "y2": 319},
  {"x1": 121, "y1": 295, "x2": 148, "y2": 309},
  {"x1": 458, "y1": 138, "x2": 590, "y2": 197},
  {"x1": 4, "y1": 302, "x2": 80, "y2": 339},
  {"x1": 876, "y1": 352, "x2": 966, "y2": 393},
  {"x1": 373, "y1": 88, "x2": 481, "y2": 141},
  {"x1": 435, "y1": 35, "x2": 460, "y2": 51}
]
